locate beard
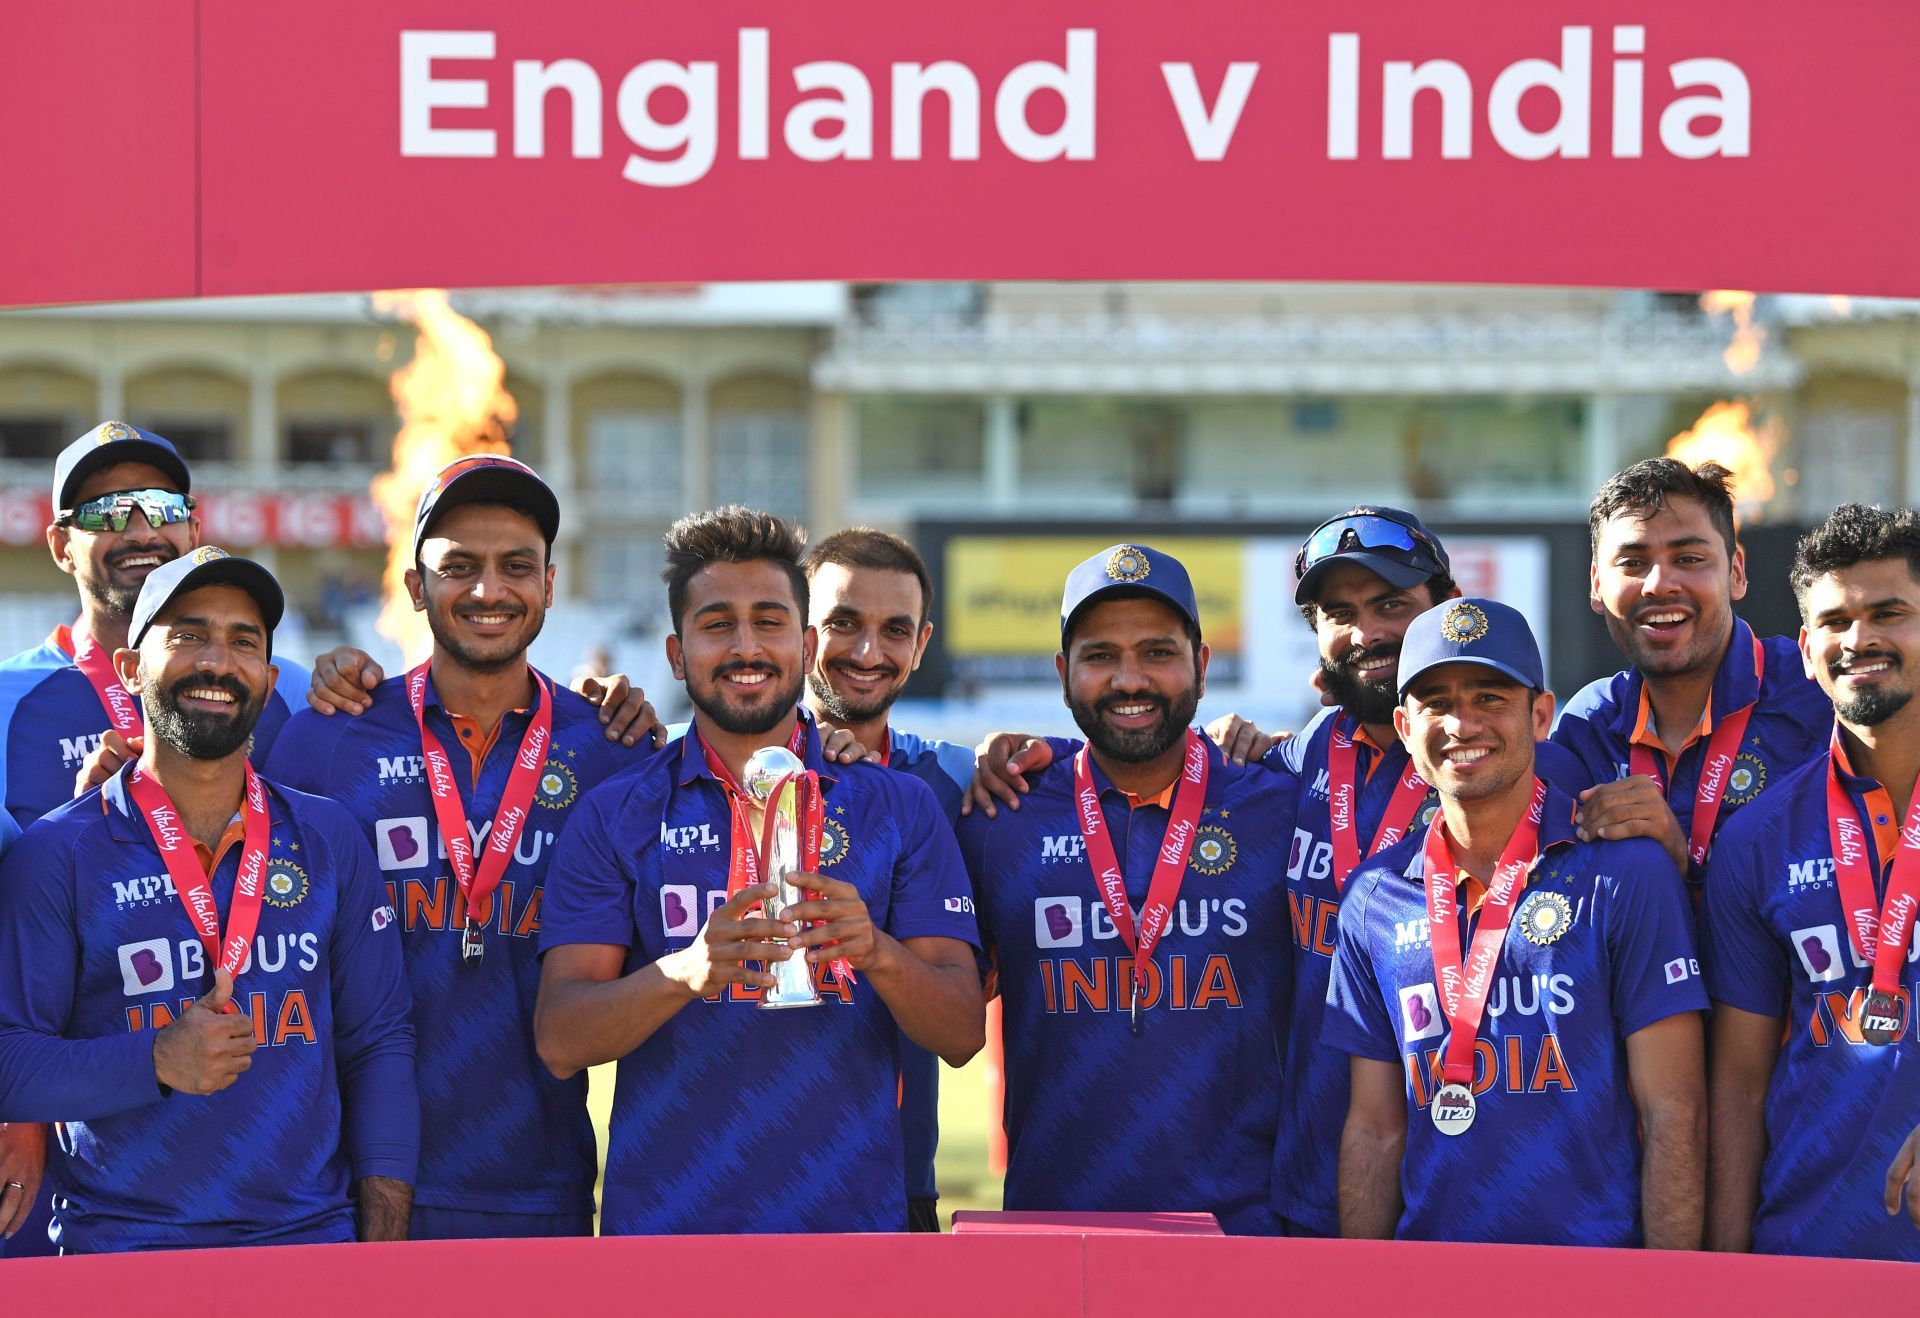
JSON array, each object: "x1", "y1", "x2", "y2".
[
  {"x1": 807, "y1": 663, "x2": 905, "y2": 727},
  {"x1": 425, "y1": 600, "x2": 545, "y2": 675},
  {"x1": 1831, "y1": 653, "x2": 1914, "y2": 727},
  {"x1": 690, "y1": 661, "x2": 807, "y2": 736},
  {"x1": 143, "y1": 672, "x2": 266, "y2": 761},
  {"x1": 1067, "y1": 680, "x2": 1203, "y2": 765},
  {"x1": 1319, "y1": 645, "x2": 1400, "y2": 726}
]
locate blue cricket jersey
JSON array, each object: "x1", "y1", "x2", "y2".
[
  {"x1": 886, "y1": 726, "x2": 973, "y2": 1206},
  {"x1": 0, "y1": 629, "x2": 309, "y2": 832},
  {"x1": 958, "y1": 734, "x2": 1297, "y2": 1235},
  {"x1": 1551, "y1": 619, "x2": 1830, "y2": 883},
  {"x1": 1324, "y1": 783, "x2": 1706, "y2": 1246},
  {"x1": 264, "y1": 670, "x2": 646, "y2": 1219},
  {"x1": 539, "y1": 711, "x2": 981, "y2": 1235},
  {"x1": 0, "y1": 768, "x2": 416, "y2": 1253},
  {"x1": 1701, "y1": 748, "x2": 1920, "y2": 1261}
]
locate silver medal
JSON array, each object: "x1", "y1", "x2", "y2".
[{"x1": 1430, "y1": 1082, "x2": 1476, "y2": 1136}]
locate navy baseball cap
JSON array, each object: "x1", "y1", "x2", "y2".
[
  {"x1": 1294, "y1": 506, "x2": 1450, "y2": 606},
  {"x1": 412, "y1": 453, "x2": 560, "y2": 558},
  {"x1": 53, "y1": 421, "x2": 191, "y2": 512},
  {"x1": 129, "y1": 546, "x2": 285, "y2": 652},
  {"x1": 1396, "y1": 598, "x2": 1544, "y2": 698},
  {"x1": 1060, "y1": 543, "x2": 1201, "y2": 646}
]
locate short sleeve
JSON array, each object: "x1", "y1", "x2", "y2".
[
  {"x1": 884, "y1": 776, "x2": 980, "y2": 948},
  {"x1": 1599, "y1": 841, "x2": 1711, "y2": 1036},
  {"x1": 1699, "y1": 825, "x2": 1791, "y2": 1018},
  {"x1": 539, "y1": 779, "x2": 642, "y2": 953},
  {"x1": 1319, "y1": 873, "x2": 1401, "y2": 1063}
]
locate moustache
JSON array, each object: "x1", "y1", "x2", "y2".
[
  {"x1": 830, "y1": 660, "x2": 901, "y2": 681},
  {"x1": 1096, "y1": 693, "x2": 1169, "y2": 716},
  {"x1": 167, "y1": 674, "x2": 250, "y2": 707},
  {"x1": 1337, "y1": 642, "x2": 1400, "y2": 679},
  {"x1": 1831, "y1": 650, "x2": 1903, "y2": 679},
  {"x1": 711, "y1": 661, "x2": 782, "y2": 685}
]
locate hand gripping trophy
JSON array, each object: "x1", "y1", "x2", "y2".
[{"x1": 744, "y1": 745, "x2": 825, "y2": 1008}]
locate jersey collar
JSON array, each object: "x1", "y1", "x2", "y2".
[
  {"x1": 1623, "y1": 615, "x2": 1761, "y2": 751},
  {"x1": 1082, "y1": 729, "x2": 1227, "y2": 812},
  {"x1": 1400, "y1": 779, "x2": 1580, "y2": 884},
  {"x1": 100, "y1": 761, "x2": 288, "y2": 843},
  {"x1": 677, "y1": 705, "x2": 839, "y2": 787}
]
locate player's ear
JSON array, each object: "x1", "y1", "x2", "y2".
[
  {"x1": 405, "y1": 567, "x2": 426, "y2": 612},
  {"x1": 666, "y1": 631, "x2": 685, "y2": 681},
  {"x1": 114, "y1": 646, "x2": 143, "y2": 694}
]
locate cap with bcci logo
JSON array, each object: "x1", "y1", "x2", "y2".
[
  {"x1": 129, "y1": 546, "x2": 285, "y2": 650},
  {"x1": 412, "y1": 453, "x2": 561, "y2": 557},
  {"x1": 53, "y1": 420, "x2": 191, "y2": 511},
  {"x1": 1060, "y1": 543, "x2": 1201, "y2": 645},
  {"x1": 1396, "y1": 597, "x2": 1544, "y2": 697}
]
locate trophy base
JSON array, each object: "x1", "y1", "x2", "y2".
[{"x1": 757, "y1": 996, "x2": 824, "y2": 1010}]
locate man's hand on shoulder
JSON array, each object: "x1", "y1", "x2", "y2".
[
  {"x1": 572, "y1": 672, "x2": 666, "y2": 748},
  {"x1": 1576, "y1": 776, "x2": 1689, "y2": 871},
  {"x1": 962, "y1": 732, "x2": 1053, "y2": 818},
  {"x1": 308, "y1": 646, "x2": 384, "y2": 717},
  {"x1": 74, "y1": 729, "x2": 141, "y2": 799},
  {"x1": 1204, "y1": 713, "x2": 1288, "y2": 766}
]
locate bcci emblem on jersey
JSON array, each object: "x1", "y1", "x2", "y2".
[
  {"x1": 264, "y1": 860, "x2": 309, "y2": 908},
  {"x1": 1518, "y1": 889, "x2": 1574, "y2": 946},
  {"x1": 1188, "y1": 824, "x2": 1237, "y2": 876},
  {"x1": 1725, "y1": 751, "x2": 1767, "y2": 806},
  {"x1": 818, "y1": 816, "x2": 850, "y2": 867},
  {"x1": 536, "y1": 758, "x2": 578, "y2": 810}
]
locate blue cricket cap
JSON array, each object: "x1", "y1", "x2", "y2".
[
  {"x1": 412, "y1": 453, "x2": 560, "y2": 558},
  {"x1": 129, "y1": 546, "x2": 285, "y2": 653},
  {"x1": 53, "y1": 421, "x2": 191, "y2": 512},
  {"x1": 1294, "y1": 505, "x2": 1450, "y2": 606},
  {"x1": 1396, "y1": 597, "x2": 1544, "y2": 698},
  {"x1": 1060, "y1": 543, "x2": 1201, "y2": 646}
]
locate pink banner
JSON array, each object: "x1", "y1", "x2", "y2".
[
  {"x1": 6, "y1": 3, "x2": 1920, "y2": 302},
  {"x1": 0, "y1": 490, "x2": 383, "y2": 549}
]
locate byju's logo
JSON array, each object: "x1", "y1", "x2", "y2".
[
  {"x1": 661, "y1": 885, "x2": 699, "y2": 938},
  {"x1": 1035, "y1": 897, "x2": 1083, "y2": 949},
  {"x1": 376, "y1": 817, "x2": 430, "y2": 870},
  {"x1": 1791, "y1": 924, "x2": 1847, "y2": 983},
  {"x1": 117, "y1": 938, "x2": 175, "y2": 996},
  {"x1": 1399, "y1": 982, "x2": 1444, "y2": 1042}
]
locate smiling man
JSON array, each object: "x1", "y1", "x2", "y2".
[
  {"x1": 0, "y1": 421, "x2": 311, "y2": 1257},
  {"x1": 802, "y1": 528, "x2": 973, "y2": 1231},
  {"x1": 534, "y1": 506, "x2": 983, "y2": 1234},
  {"x1": 1704, "y1": 503, "x2": 1920, "y2": 1261},
  {"x1": 0, "y1": 549, "x2": 415, "y2": 1253},
  {"x1": 264, "y1": 455, "x2": 647, "y2": 1240},
  {"x1": 1553, "y1": 459, "x2": 1829, "y2": 885},
  {"x1": 957, "y1": 544, "x2": 1297, "y2": 1233},
  {"x1": 1328, "y1": 598, "x2": 1706, "y2": 1248}
]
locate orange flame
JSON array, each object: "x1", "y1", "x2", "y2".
[
  {"x1": 1699, "y1": 290, "x2": 1764, "y2": 375},
  {"x1": 369, "y1": 290, "x2": 518, "y2": 665},
  {"x1": 1665, "y1": 400, "x2": 1777, "y2": 522},
  {"x1": 1828, "y1": 295, "x2": 1854, "y2": 316}
]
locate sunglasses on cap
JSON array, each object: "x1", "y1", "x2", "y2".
[
  {"x1": 1294, "y1": 512, "x2": 1442, "y2": 578},
  {"x1": 56, "y1": 488, "x2": 196, "y2": 534},
  {"x1": 427, "y1": 452, "x2": 537, "y2": 490}
]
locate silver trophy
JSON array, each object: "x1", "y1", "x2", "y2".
[{"x1": 744, "y1": 745, "x2": 822, "y2": 1009}]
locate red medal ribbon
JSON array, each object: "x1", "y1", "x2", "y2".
[
  {"x1": 1072, "y1": 730, "x2": 1210, "y2": 1014},
  {"x1": 1825, "y1": 730, "x2": 1920, "y2": 997},
  {"x1": 74, "y1": 634, "x2": 143, "y2": 736},
  {"x1": 1423, "y1": 777, "x2": 1548, "y2": 1086},
  {"x1": 697, "y1": 718, "x2": 847, "y2": 982},
  {"x1": 126, "y1": 761, "x2": 271, "y2": 1015},
  {"x1": 1629, "y1": 631, "x2": 1764, "y2": 869},
  {"x1": 408, "y1": 663, "x2": 553, "y2": 946},
  {"x1": 1328, "y1": 715, "x2": 1430, "y2": 891}
]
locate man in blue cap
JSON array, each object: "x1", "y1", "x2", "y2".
[
  {"x1": 0, "y1": 421, "x2": 315, "y2": 1255},
  {"x1": 956, "y1": 543, "x2": 1298, "y2": 1232},
  {"x1": 0, "y1": 548, "x2": 417, "y2": 1252},
  {"x1": 1325, "y1": 598, "x2": 1707, "y2": 1248}
]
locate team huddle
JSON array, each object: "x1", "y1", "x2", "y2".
[{"x1": 0, "y1": 420, "x2": 1917, "y2": 1262}]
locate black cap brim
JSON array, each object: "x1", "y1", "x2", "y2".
[
  {"x1": 59, "y1": 442, "x2": 192, "y2": 510},
  {"x1": 132, "y1": 558, "x2": 285, "y2": 651},
  {"x1": 1295, "y1": 550, "x2": 1437, "y2": 606},
  {"x1": 1396, "y1": 655, "x2": 1539, "y2": 700},
  {"x1": 413, "y1": 466, "x2": 561, "y2": 557}
]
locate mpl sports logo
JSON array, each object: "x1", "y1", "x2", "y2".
[
  {"x1": 1039, "y1": 834, "x2": 1086, "y2": 863},
  {"x1": 112, "y1": 872, "x2": 177, "y2": 909},
  {"x1": 377, "y1": 755, "x2": 426, "y2": 784},
  {"x1": 58, "y1": 731, "x2": 105, "y2": 771}
]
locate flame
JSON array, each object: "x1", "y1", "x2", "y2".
[
  {"x1": 369, "y1": 290, "x2": 519, "y2": 665},
  {"x1": 1699, "y1": 290, "x2": 1764, "y2": 375},
  {"x1": 1664, "y1": 400, "x2": 1777, "y2": 521},
  {"x1": 1828, "y1": 295, "x2": 1854, "y2": 316}
]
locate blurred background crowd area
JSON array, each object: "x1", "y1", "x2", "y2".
[{"x1": 0, "y1": 280, "x2": 1906, "y2": 746}]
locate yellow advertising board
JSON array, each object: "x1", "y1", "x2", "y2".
[{"x1": 946, "y1": 536, "x2": 1245, "y2": 656}]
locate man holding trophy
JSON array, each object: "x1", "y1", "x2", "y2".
[{"x1": 534, "y1": 506, "x2": 985, "y2": 1234}]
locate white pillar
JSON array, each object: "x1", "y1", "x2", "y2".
[
  {"x1": 542, "y1": 372, "x2": 579, "y2": 601},
  {"x1": 247, "y1": 358, "x2": 277, "y2": 483},
  {"x1": 1583, "y1": 392, "x2": 1621, "y2": 499},
  {"x1": 95, "y1": 326, "x2": 124, "y2": 423},
  {"x1": 1905, "y1": 365, "x2": 1920, "y2": 507},
  {"x1": 985, "y1": 394, "x2": 1019, "y2": 510},
  {"x1": 681, "y1": 374, "x2": 711, "y2": 509}
]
